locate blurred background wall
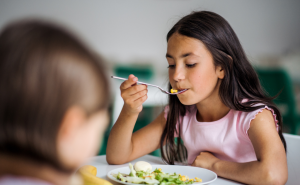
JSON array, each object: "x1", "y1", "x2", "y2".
[
  {"x1": 1, "y1": 0, "x2": 299, "y2": 70},
  {"x1": 1, "y1": 0, "x2": 300, "y2": 135}
]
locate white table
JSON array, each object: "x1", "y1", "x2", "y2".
[{"x1": 84, "y1": 155, "x2": 243, "y2": 185}]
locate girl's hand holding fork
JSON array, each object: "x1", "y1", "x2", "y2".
[{"x1": 120, "y1": 74, "x2": 148, "y2": 115}]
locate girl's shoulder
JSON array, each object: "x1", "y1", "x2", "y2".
[
  {"x1": 234, "y1": 102, "x2": 279, "y2": 137},
  {"x1": 240, "y1": 100, "x2": 278, "y2": 123}
]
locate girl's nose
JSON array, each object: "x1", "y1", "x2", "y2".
[{"x1": 173, "y1": 66, "x2": 185, "y2": 82}]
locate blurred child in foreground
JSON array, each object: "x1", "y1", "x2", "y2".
[{"x1": 0, "y1": 20, "x2": 110, "y2": 185}]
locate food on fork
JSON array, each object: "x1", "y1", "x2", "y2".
[{"x1": 170, "y1": 89, "x2": 178, "y2": 93}]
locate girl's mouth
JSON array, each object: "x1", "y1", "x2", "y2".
[{"x1": 178, "y1": 89, "x2": 188, "y2": 94}]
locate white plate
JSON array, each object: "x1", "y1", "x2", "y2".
[{"x1": 107, "y1": 165, "x2": 217, "y2": 185}]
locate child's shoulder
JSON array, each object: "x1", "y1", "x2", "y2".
[
  {"x1": 234, "y1": 102, "x2": 279, "y2": 135},
  {"x1": 240, "y1": 100, "x2": 277, "y2": 119},
  {"x1": 236, "y1": 103, "x2": 278, "y2": 122}
]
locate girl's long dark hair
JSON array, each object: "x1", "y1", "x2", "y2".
[{"x1": 160, "y1": 11, "x2": 286, "y2": 164}]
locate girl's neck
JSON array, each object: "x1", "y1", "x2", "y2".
[
  {"x1": 196, "y1": 97, "x2": 230, "y2": 122},
  {"x1": 0, "y1": 154, "x2": 81, "y2": 185}
]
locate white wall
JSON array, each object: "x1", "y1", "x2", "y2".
[{"x1": 0, "y1": 0, "x2": 299, "y2": 71}]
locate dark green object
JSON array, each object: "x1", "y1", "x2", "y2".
[
  {"x1": 114, "y1": 65, "x2": 153, "y2": 81},
  {"x1": 98, "y1": 112, "x2": 112, "y2": 155},
  {"x1": 255, "y1": 68, "x2": 300, "y2": 134},
  {"x1": 98, "y1": 126, "x2": 110, "y2": 155},
  {"x1": 98, "y1": 106, "x2": 161, "y2": 157},
  {"x1": 98, "y1": 105, "x2": 113, "y2": 155},
  {"x1": 132, "y1": 106, "x2": 161, "y2": 157}
]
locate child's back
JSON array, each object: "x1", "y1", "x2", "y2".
[{"x1": 0, "y1": 20, "x2": 109, "y2": 185}]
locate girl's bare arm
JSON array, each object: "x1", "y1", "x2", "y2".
[
  {"x1": 106, "y1": 75, "x2": 166, "y2": 164},
  {"x1": 192, "y1": 109, "x2": 288, "y2": 185}
]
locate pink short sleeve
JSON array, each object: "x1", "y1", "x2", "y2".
[
  {"x1": 163, "y1": 105, "x2": 180, "y2": 137},
  {"x1": 244, "y1": 106, "x2": 279, "y2": 137}
]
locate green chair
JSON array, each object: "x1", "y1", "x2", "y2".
[
  {"x1": 98, "y1": 127, "x2": 110, "y2": 155},
  {"x1": 99, "y1": 105, "x2": 161, "y2": 157},
  {"x1": 255, "y1": 68, "x2": 300, "y2": 134},
  {"x1": 98, "y1": 106, "x2": 113, "y2": 155},
  {"x1": 132, "y1": 106, "x2": 161, "y2": 157}
]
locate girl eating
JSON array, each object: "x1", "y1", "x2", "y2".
[{"x1": 107, "y1": 11, "x2": 288, "y2": 185}]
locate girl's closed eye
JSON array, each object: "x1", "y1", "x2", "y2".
[
  {"x1": 167, "y1": 64, "x2": 175, "y2": 69},
  {"x1": 167, "y1": 64, "x2": 196, "y2": 68},
  {"x1": 186, "y1": 63, "x2": 196, "y2": 68}
]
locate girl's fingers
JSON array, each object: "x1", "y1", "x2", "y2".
[
  {"x1": 123, "y1": 92, "x2": 148, "y2": 113},
  {"x1": 126, "y1": 93, "x2": 148, "y2": 109},
  {"x1": 121, "y1": 84, "x2": 147, "y2": 97},
  {"x1": 120, "y1": 74, "x2": 138, "y2": 90},
  {"x1": 129, "y1": 84, "x2": 147, "y2": 95},
  {"x1": 130, "y1": 89, "x2": 148, "y2": 101},
  {"x1": 119, "y1": 74, "x2": 148, "y2": 113},
  {"x1": 123, "y1": 89, "x2": 148, "y2": 105},
  {"x1": 134, "y1": 93, "x2": 148, "y2": 104}
]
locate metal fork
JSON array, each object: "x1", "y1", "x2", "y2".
[{"x1": 111, "y1": 76, "x2": 187, "y2": 95}]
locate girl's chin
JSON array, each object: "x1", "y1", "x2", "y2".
[{"x1": 177, "y1": 97, "x2": 198, "y2": 106}]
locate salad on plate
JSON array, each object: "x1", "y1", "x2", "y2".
[{"x1": 111, "y1": 161, "x2": 202, "y2": 185}]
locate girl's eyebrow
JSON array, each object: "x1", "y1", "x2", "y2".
[{"x1": 166, "y1": 52, "x2": 194, "y2": 59}]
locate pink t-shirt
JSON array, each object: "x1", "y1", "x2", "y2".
[{"x1": 164, "y1": 105, "x2": 279, "y2": 165}]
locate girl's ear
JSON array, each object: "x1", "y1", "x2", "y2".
[{"x1": 216, "y1": 65, "x2": 225, "y2": 79}]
